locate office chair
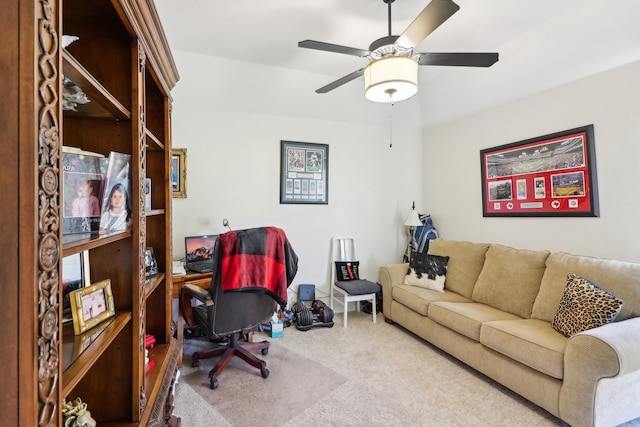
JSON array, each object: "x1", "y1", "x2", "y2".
[
  {"x1": 330, "y1": 237, "x2": 381, "y2": 327},
  {"x1": 180, "y1": 226, "x2": 298, "y2": 389}
]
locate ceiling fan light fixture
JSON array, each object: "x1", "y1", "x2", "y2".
[{"x1": 364, "y1": 56, "x2": 418, "y2": 103}]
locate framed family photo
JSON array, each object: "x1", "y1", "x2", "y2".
[
  {"x1": 171, "y1": 148, "x2": 187, "y2": 198},
  {"x1": 145, "y1": 247, "x2": 159, "y2": 278},
  {"x1": 69, "y1": 279, "x2": 116, "y2": 335},
  {"x1": 480, "y1": 125, "x2": 599, "y2": 217},
  {"x1": 280, "y1": 140, "x2": 329, "y2": 204}
]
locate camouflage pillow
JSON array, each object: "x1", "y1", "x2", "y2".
[{"x1": 552, "y1": 273, "x2": 623, "y2": 338}]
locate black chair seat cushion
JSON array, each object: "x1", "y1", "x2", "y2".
[{"x1": 335, "y1": 279, "x2": 381, "y2": 295}]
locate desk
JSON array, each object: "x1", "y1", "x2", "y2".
[
  {"x1": 171, "y1": 271, "x2": 212, "y2": 299},
  {"x1": 172, "y1": 271, "x2": 212, "y2": 368}
]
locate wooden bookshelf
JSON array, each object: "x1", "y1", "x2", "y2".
[{"x1": 3, "y1": 0, "x2": 179, "y2": 425}]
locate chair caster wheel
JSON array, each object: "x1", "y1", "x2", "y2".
[
  {"x1": 210, "y1": 379, "x2": 219, "y2": 389},
  {"x1": 192, "y1": 359, "x2": 200, "y2": 368},
  {"x1": 261, "y1": 347, "x2": 269, "y2": 355},
  {"x1": 261, "y1": 368, "x2": 269, "y2": 378}
]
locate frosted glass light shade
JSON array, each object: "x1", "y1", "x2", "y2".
[{"x1": 364, "y1": 56, "x2": 419, "y2": 103}]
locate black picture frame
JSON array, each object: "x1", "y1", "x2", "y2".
[
  {"x1": 480, "y1": 124, "x2": 599, "y2": 217},
  {"x1": 62, "y1": 250, "x2": 91, "y2": 323},
  {"x1": 280, "y1": 140, "x2": 329, "y2": 204},
  {"x1": 145, "y1": 247, "x2": 159, "y2": 278}
]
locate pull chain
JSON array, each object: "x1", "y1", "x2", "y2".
[{"x1": 389, "y1": 102, "x2": 394, "y2": 147}]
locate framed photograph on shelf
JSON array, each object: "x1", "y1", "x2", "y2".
[
  {"x1": 69, "y1": 279, "x2": 116, "y2": 335},
  {"x1": 145, "y1": 247, "x2": 159, "y2": 278},
  {"x1": 280, "y1": 140, "x2": 329, "y2": 204},
  {"x1": 480, "y1": 124, "x2": 599, "y2": 217},
  {"x1": 171, "y1": 148, "x2": 187, "y2": 198},
  {"x1": 62, "y1": 250, "x2": 91, "y2": 323}
]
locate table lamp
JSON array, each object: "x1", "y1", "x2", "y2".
[{"x1": 404, "y1": 201, "x2": 423, "y2": 261}]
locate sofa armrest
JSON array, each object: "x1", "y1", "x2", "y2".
[
  {"x1": 560, "y1": 317, "x2": 640, "y2": 426},
  {"x1": 378, "y1": 263, "x2": 408, "y2": 320}
]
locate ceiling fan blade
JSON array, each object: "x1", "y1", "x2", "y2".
[
  {"x1": 316, "y1": 68, "x2": 365, "y2": 94},
  {"x1": 396, "y1": 0, "x2": 460, "y2": 49},
  {"x1": 298, "y1": 40, "x2": 369, "y2": 57},
  {"x1": 416, "y1": 52, "x2": 499, "y2": 67}
]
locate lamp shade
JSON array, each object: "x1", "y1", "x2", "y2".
[
  {"x1": 364, "y1": 56, "x2": 419, "y2": 103},
  {"x1": 404, "y1": 208, "x2": 422, "y2": 227}
]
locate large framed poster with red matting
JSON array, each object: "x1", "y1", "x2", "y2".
[{"x1": 480, "y1": 125, "x2": 599, "y2": 217}]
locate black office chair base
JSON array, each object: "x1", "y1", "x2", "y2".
[{"x1": 191, "y1": 333, "x2": 270, "y2": 389}]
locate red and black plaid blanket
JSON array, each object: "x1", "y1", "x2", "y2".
[{"x1": 219, "y1": 226, "x2": 298, "y2": 308}]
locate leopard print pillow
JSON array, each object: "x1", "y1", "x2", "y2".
[{"x1": 552, "y1": 273, "x2": 624, "y2": 338}]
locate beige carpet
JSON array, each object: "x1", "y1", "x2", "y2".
[
  {"x1": 181, "y1": 339, "x2": 346, "y2": 427},
  {"x1": 173, "y1": 312, "x2": 639, "y2": 426}
]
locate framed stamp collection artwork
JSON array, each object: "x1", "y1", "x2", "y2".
[
  {"x1": 280, "y1": 140, "x2": 329, "y2": 204},
  {"x1": 480, "y1": 125, "x2": 599, "y2": 217}
]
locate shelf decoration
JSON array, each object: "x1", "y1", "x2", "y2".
[
  {"x1": 145, "y1": 247, "x2": 159, "y2": 278},
  {"x1": 100, "y1": 151, "x2": 133, "y2": 233},
  {"x1": 62, "y1": 149, "x2": 107, "y2": 235},
  {"x1": 69, "y1": 279, "x2": 116, "y2": 335},
  {"x1": 62, "y1": 398, "x2": 96, "y2": 427},
  {"x1": 62, "y1": 250, "x2": 91, "y2": 323}
]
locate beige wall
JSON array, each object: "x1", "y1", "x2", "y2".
[{"x1": 423, "y1": 60, "x2": 640, "y2": 263}]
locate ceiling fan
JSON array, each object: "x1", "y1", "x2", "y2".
[{"x1": 298, "y1": 0, "x2": 499, "y2": 103}]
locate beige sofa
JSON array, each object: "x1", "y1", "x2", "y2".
[{"x1": 379, "y1": 238, "x2": 640, "y2": 427}]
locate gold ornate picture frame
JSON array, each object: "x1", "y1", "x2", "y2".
[
  {"x1": 69, "y1": 279, "x2": 116, "y2": 335},
  {"x1": 171, "y1": 148, "x2": 187, "y2": 198}
]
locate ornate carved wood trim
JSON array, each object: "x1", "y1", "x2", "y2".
[
  {"x1": 137, "y1": 41, "x2": 148, "y2": 416},
  {"x1": 36, "y1": 0, "x2": 61, "y2": 425}
]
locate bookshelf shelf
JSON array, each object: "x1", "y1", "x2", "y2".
[
  {"x1": 62, "y1": 312, "x2": 131, "y2": 396},
  {"x1": 62, "y1": 50, "x2": 131, "y2": 120}
]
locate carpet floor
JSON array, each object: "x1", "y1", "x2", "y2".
[{"x1": 173, "y1": 311, "x2": 639, "y2": 426}]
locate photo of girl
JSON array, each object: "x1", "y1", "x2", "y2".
[
  {"x1": 71, "y1": 179, "x2": 101, "y2": 217},
  {"x1": 99, "y1": 182, "x2": 132, "y2": 233}
]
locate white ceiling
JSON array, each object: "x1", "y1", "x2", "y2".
[{"x1": 155, "y1": 0, "x2": 640, "y2": 130}]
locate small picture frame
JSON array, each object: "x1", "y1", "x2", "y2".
[
  {"x1": 171, "y1": 148, "x2": 187, "y2": 198},
  {"x1": 145, "y1": 247, "x2": 159, "y2": 278},
  {"x1": 69, "y1": 279, "x2": 115, "y2": 335},
  {"x1": 62, "y1": 250, "x2": 91, "y2": 323}
]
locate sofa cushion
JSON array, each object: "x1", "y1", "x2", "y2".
[
  {"x1": 532, "y1": 252, "x2": 640, "y2": 322},
  {"x1": 472, "y1": 244, "x2": 549, "y2": 318},
  {"x1": 427, "y1": 239, "x2": 490, "y2": 299},
  {"x1": 480, "y1": 319, "x2": 567, "y2": 379},
  {"x1": 404, "y1": 252, "x2": 449, "y2": 292},
  {"x1": 428, "y1": 301, "x2": 521, "y2": 342},
  {"x1": 551, "y1": 273, "x2": 623, "y2": 338},
  {"x1": 393, "y1": 285, "x2": 471, "y2": 316}
]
